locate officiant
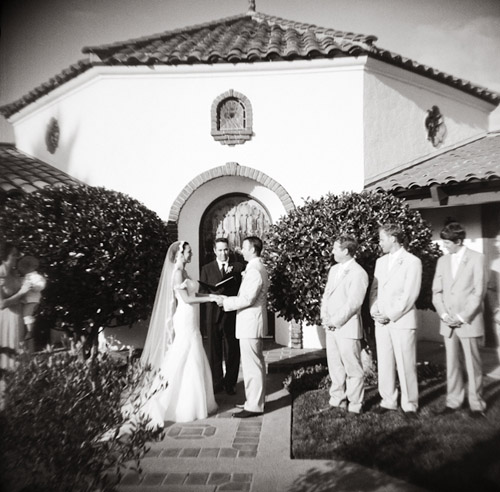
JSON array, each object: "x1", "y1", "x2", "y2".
[{"x1": 200, "y1": 237, "x2": 244, "y2": 395}]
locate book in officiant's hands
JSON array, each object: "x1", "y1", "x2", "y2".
[{"x1": 198, "y1": 276, "x2": 234, "y2": 292}]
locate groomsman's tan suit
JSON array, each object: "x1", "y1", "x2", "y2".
[
  {"x1": 321, "y1": 259, "x2": 369, "y2": 413},
  {"x1": 432, "y1": 247, "x2": 487, "y2": 411},
  {"x1": 223, "y1": 257, "x2": 269, "y2": 413},
  {"x1": 370, "y1": 249, "x2": 422, "y2": 412}
]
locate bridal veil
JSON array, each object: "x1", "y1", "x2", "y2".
[{"x1": 141, "y1": 241, "x2": 185, "y2": 370}]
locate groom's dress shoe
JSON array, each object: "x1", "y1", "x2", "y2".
[{"x1": 232, "y1": 410, "x2": 263, "y2": 418}]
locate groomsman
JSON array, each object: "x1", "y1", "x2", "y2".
[
  {"x1": 216, "y1": 236, "x2": 269, "y2": 418},
  {"x1": 370, "y1": 223, "x2": 422, "y2": 417},
  {"x1": 200, "y1": 238, "x2": 244, "y2": 395},
  {"x1": 432, "y1": 221, "x2": 487, "y2": 418},
  {"x1": 320, "y1": 235, "x2": 369, "y2": 415}
]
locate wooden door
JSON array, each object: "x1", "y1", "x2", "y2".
[{"x1": 199, "y1": 193, "x2": 274, "y2": 336}]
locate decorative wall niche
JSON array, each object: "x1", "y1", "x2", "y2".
[
  {"x1": 424, "y1": 105, "x2": 446, "y2": 147},
  {"x1": 45, "y1": 117, "x2": 60, "y2": 154},
  {"x1": 211, "y1": 90, "x2": 253, "y2": 146}
]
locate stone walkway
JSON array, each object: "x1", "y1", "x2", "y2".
[{"x1": 117, "y1": 341, "x2": 500, "y2": 492}]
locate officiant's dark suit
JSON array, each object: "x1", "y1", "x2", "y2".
[{"x1": 201, "y1": 238, "x2": 244, "y2": 394}]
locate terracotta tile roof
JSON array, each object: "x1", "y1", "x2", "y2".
[
  {"x1": 0, "y1": 143, "x2": 81, "y2": 196},
  {"x1": 1, "y1": 10, "x2": 498, "y2": 118},
  {"x1": 365, "y1": 133, "x2": 500, "y2": 192},
  {"x1": 81, "y1": 12, "x2": 377, "y2": 63}
]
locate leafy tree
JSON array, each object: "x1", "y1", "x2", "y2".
[
  {"x1": 264, "y1": 190, "x2": 441, "y2": 342},
  {"x1": 0, "y1": 185, "x2": 172, "y2": 350}
]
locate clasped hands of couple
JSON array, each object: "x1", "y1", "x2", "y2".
[{"x1": 209, "y1": 294, "x2": 226, "y2": 307}]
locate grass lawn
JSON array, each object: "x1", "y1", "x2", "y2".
[{"x1": 292, "y1": 375, "x2": 500, "y2": 492}]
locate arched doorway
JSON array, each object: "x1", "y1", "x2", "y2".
[{"x1": 199, "y1": 193, "x2": 274, "y2": 336}]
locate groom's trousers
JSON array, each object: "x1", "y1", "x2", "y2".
[{"x1": 239, "y1": 338, "x2": 266, "y2": 413}]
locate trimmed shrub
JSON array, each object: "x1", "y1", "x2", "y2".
[
  {"x1": 0, "y1": 347, "x2": 162, "y2": 491},
  {"x1": 0, "y1": 185, "x2": 172, "y2": 348},
  {"x1": 264, "y1": 190, "x2": 441, "y2": 338}
]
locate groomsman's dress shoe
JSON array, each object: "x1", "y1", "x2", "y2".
[
  {"x1": 225, "y1": 386, "x2": 236, "y2": 395},
  {"x1": 404, "y1": 410, "x2": 418, "y2": 420},
  {"x1": 213, "y1": 384, "x2": 224, "y2": 394},
  {"x1": 469, "y1": 410, "x2": 487, "y2": 419},
  {"x1": 232, "y1": 410, "x2": 263, "y2": 418}
]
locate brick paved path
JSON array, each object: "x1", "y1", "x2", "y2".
[{"x1": 117, "y1": 342, "x2": 428, "y2": 492}]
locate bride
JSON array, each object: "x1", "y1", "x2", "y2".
[{"x1": 124, "y1": 240, "x2": 218, "y2": 429}]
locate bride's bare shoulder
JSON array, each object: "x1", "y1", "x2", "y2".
[{"x1": 172, "y1": 268, "x2": 189, "y2": 289}]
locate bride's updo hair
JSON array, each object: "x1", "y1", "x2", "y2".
[{"x1": 169, "y1": 240, "x2": 190, "y2": 263}]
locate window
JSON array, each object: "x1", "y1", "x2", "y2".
[{"x1": 211, "y1": 90, "x2": 253, "y2": 146}]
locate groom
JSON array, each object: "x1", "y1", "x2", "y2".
[{"x1": 215, "y1": 236, "x2": 269, "y2": 418}]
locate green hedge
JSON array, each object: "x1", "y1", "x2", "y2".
[
  {"x1": 0, "y1": 185, "x2": 172, "y2": 347},
  {"x1": 0, "y1": 347, "x2": 161, "y2": 491},
  {"x1": 264, "y1": 190, "x2": 441, "y2": 331}
]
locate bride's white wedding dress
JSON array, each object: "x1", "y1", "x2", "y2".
[
  {"x1": 138, "y1": 278, "x2": 218, "y2": 425},
  {"x1": 115, "y1": 278, "x2": 217, "y2": 434}
]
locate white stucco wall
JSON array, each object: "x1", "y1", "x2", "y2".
[
  {"x1": 11, "y1": 58, "x2": 366, "y2": 222},
  {"x1": 364, "y1": 58, "x2": 493, "y2": 183}
]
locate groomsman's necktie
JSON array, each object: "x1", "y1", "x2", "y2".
[{"x1": 221, "y1": 264, "x2": 226, "y2": 276}]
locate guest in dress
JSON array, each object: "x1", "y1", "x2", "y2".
[{"x1": 0, "y1": 242, "x2": 31, "y2": 370}]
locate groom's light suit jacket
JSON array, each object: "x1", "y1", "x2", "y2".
[
  {"x1": 223, "y1": 257, "x2": 269, "y2": 339},
  {"x1": 369, "y1": 249, "x2": 422, "y2": 328},
  {"x1": 320, "y1": 260, "x2": 368, "y2": 338},
  {"x1": 432, "y1": 247, "x2": 486, "y2": 338}
]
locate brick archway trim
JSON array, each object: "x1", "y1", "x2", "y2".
[{"x1": 168, "y1": 162, "x2": 295, "y2": 225}]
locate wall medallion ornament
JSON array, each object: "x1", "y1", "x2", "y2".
[
  {"x1": 211, "y1": 89, "x2": 253, "y2": 146},
  {"x1": 45, "y1": 117, "x2": 60, "y2": 154},
  {"x1": 424, "y1": 105, "x2": 446, "y2": 147}
]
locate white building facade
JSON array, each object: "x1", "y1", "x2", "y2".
[{"x1": 2, "y1": 9, "x2": 498, "y2": 347}]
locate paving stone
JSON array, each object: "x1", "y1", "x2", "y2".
[
  {"x1": 180, "y1": 428, "x2": 204, "y2": 436},
  {"x1": 233, "y1": 436, "x2": 260, "y2": 443},
  {"x1": 218, "y1": 482, "x2": 251, "y2": 491},
  {"x1": 164, "y1": 473, "x2": 187, "y2": 484},
  {"x1": 144, "y1": 448, "x2": 162, "y2": 457},
  {"x1": 199, "y1": 447, "x2": 220, "y2": 458},
  {"x1": 235, "y1": 430, "x2": 261, "y2": 436},
  {"x1": 119, "y1": 473, "x2": 142, "y2": 485},
  {"x1": 203, "y1": 426, "x2": 216, "y2": 436},
  {"x1": 208, "y1": 472, "x2": 232, "y2": 485},
  {"x1": 184, "y1": 472, "x2": 209, "y2": 485},
  {"x1": 238, "y1": 420, "x2": 261, "y2": 426},
  {"x1": 237, "y1": 450, "x2": 258, "y2": 458},
  {"x1": 219, "y1": 447, "x2": 238, "y2": 458},
  {"x1": 179, "y1": 447, "x2": 201, "y2": 457},
  {"x1": 232, "y1": 473, "x2": 252, "y2": 482},
  {"x1": 232, "y1": 443, "x2": 258, "y2": 451},
  {"x1": 141, "y1": 472, "x2": 166, "y2": 486},
  {"x1": 161, "y1": 448, "x2": 181, "y2": 457},
  {"x1": 167, "y1": 427, "x2": 181, "y2": 437},
  {"x1": 174, "y1": 435, "x2": 204, "y2": 440}
]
